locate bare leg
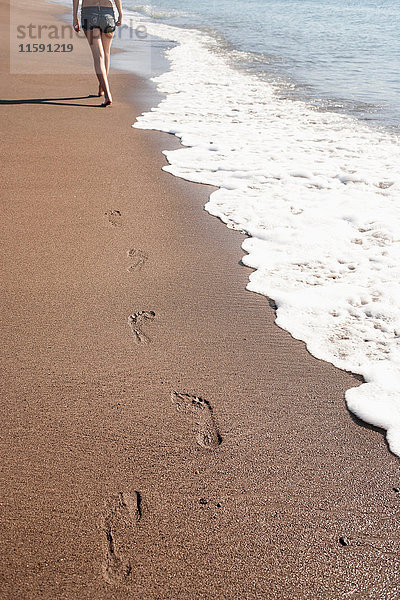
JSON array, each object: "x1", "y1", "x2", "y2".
[
  {"x1": 98, "y1": 31, "x2": 114, "y2": 97},
  {"x1": 84, "y1": 29, "x2": 112, "y2": 105}
]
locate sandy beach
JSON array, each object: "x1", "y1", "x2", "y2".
[{"x1": 1, "y1": 1, "x2": 400, "y2": 598}]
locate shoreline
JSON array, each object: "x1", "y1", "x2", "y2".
[
  {"x1": 132, "y1": 13, "x2": 400, "y2": 457},
  {"x1": 1, "y1": 1, "x2": 400, "y2": 599}
]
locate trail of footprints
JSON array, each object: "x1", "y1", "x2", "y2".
[
  {"x1": 100, "y1": 391, "x2": 222, "y2": 585},
  {"x1": 101, "y1": 492, "x2": 141, "y2": 585},
  {"x1": 103, "y1": 210, "x2": 152, "y2": 342},
  {"x1": 101, "y1": 210, "x2": 223, "y2": 586}
]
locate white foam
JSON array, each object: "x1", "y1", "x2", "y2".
[{"x1": 132, "y1": 20, "x2": 400, "y2": 456}]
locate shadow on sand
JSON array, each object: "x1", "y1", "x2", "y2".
[{"x1": 0, "y1": 95, "x2": 102, "y2": 107}]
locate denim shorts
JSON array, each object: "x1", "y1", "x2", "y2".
[{"x1": 81, "y1": 6, "x2": 116, "y2": 33}]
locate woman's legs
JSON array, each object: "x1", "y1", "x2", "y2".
[
  {"x1": 84, "y1": 29, "x2": 112, "y2": 104},
  {"x1": 98, "y1": 32, "x2": 114, "y2": 97}
]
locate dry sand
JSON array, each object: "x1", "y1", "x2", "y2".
[{"x1": 1, "y1": 1, "x2": 400, "y2": 598}]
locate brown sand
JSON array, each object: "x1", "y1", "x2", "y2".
[{"x1": 1, "y1": 1, "x2": 400, "y2": 598}]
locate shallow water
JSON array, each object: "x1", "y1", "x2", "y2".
[{"x1": 128, "y1": 0, "x2": 400, "y2": 132}]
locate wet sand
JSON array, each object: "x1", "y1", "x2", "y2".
[{"x1": 1, "y1": 1, "x2": 400, "y2": 598}]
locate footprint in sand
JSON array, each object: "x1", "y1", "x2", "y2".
[
  {"x1": 172, "y1": 392, "x2": 222, "y2": 449},
  {"x1": 127, "y1": 249, "x2": 148, "y2": 273},
  {"x1": 128, "y1": 311, "x2": 155, "y2": 343},
  {"x1": 101, "y1": 491, "x2": 141, "y2": 585},
  {"x1": 105, "y1": 209, "x2": 122, "y2": 227}
]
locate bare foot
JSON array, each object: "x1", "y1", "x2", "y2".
[
  {"x1": 101, "y1": 97, "x2": 112, "y2": 107},
  {"x1": 98, "y1": 85, "x2": 105, "y2": 97}
]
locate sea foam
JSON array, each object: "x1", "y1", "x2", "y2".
[{"x1": 131, "y1": 17, "x2": 400, "y2": 456}]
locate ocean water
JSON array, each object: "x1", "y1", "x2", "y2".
[
  {"x1": 128, "y1": 2, "x2": 400, "y2": 456},
  {"x1": 129, "y1": 0, "x2": 400, "y2": 131}
]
